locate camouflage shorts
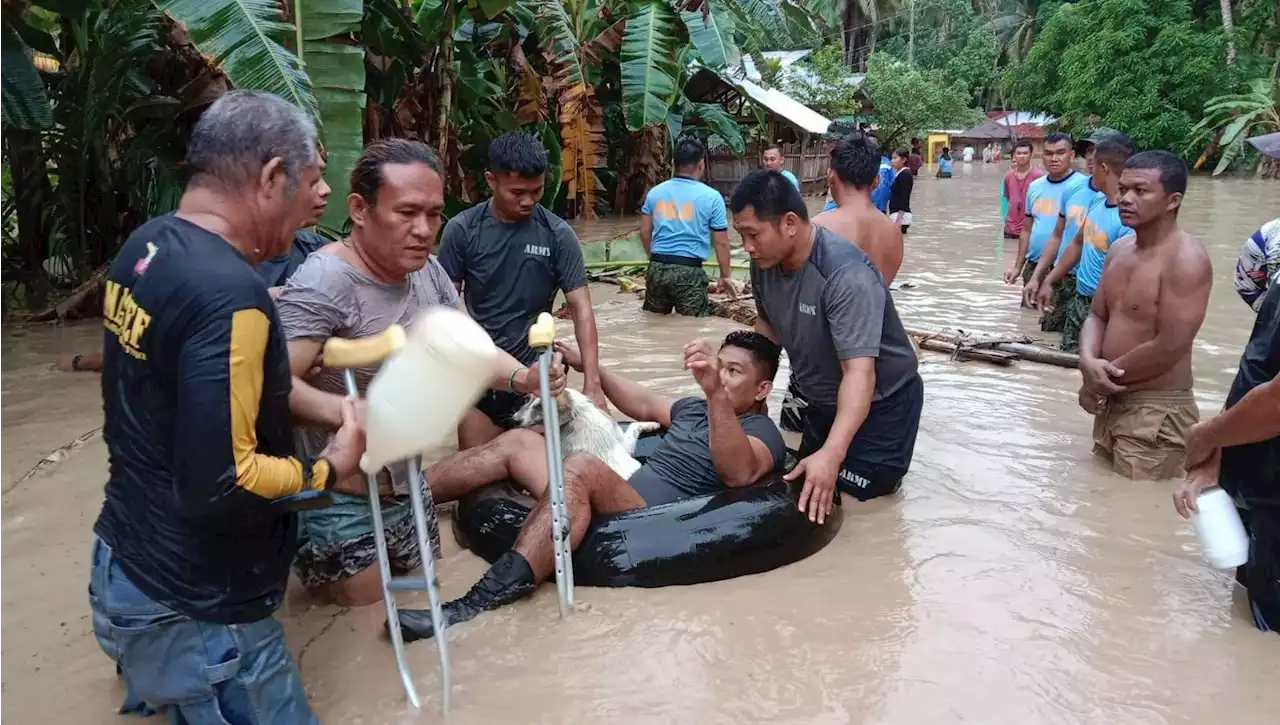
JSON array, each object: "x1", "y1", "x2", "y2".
[
  {"x1": 643, "y1": 260, "x2": 710, "y2": 317},
  {"x1": 1019, "y1": 259, "x2": 1036, "y2": 308},
  {"x1": 293, "y1": 476, "x2": 442, "y2": 589},
  {"x1": 1060, "y1": 292, "x2": 1092, "y2": 353},
  {"x1": 1040, "y1": 271, "x2": 1075, "y2": 333}
]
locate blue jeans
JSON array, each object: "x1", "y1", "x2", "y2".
[{"x1": 88, "y1": 537, "x2": 318, "y2": 724}]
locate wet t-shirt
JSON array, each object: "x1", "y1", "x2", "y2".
[
  {"x1": 253, "y1": 229, "x2": 329, "y2": 288},
  {"x1": 1002, "y1": 168, "x2": 1044, "y2": 237},
  {"x1": 1024, "y1": 170, "x2": 1089, "y2": 262},
  {"x1": 751, "y1": 225, "x2": 918, "y2": 407},
  {"x1": 276, "y1": 251, "x2": 459, "y2": 495},
  {"x1": 627, "y1": 397, "x2": 786, "y2": 506},
  {"x1": 94, "y1": 214, "x2": 331, "y2": 625},
  {"x1": 439, "y1": 201, "x2": 587, "y2": 365},
  {"x1": 642, "y1": 176, "x2": 728, "y2": 260},
  {"x1": 1055, "y1": 176, "x2": 1098, "y2": 264},
  {"x1": 1076, "y1": 194, "x2": 1132, "y2": 297}
]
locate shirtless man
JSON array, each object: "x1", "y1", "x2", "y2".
[
  {"x1": 1078, "y1": 150, "x2": 1211, "y2": 480},
  {"x1": 814, "y1": 132, "x2": 904, "y2": 283}
]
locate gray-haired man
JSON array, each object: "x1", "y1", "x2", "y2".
[{"x1": 88, "y1": 90, "x2": 365, "y2": 723}]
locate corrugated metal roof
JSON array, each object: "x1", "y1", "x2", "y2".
[{"x1": 723, "y1": 74, "x2": 831, "y2": 135}]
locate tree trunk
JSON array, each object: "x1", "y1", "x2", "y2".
[
  {"x1": 4, "y1": 129, "x2": 56, "y2": 308},
  {"x1": 1220, "y1": 0, "x2": 1236, "y2": 65}
]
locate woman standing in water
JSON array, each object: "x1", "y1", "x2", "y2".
[{"x1": 889, "y1": 149, "x2": 914, "y2": 234}]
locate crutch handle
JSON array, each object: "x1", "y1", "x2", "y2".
[
  {"x1": 323, "y1": 325, "x2": 406, "y2": 369},
  {"x1": 528, "y1": 312, "x2": 556, "y2": 348}
]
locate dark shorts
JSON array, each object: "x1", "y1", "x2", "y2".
[
  {"x1": 1061, "y1": 292, "x2": 1091, "y2": 353},
  {"x1": 644, "y1": 256, "x2": 710, "y2": 317},
  {"x1": 792, "y1": 375, "x2": 924, "y2": 501}
]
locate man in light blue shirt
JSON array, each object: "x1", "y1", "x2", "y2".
[
  {"x1": 1006, "y1": 132, "x2": 1090, "y2": 324},
  {"x1": 870, "y1": 153, "x2": 894, "y2": 212},
  {"x1": 763, "y1": 145, "x2": 800, "y2": 190},
  {"x1": 1039, "y1": 134, "x2": 1134, "y2": 352},
  {"x1": 641, "y1": 137, "x2": 733, "y2": 316}
]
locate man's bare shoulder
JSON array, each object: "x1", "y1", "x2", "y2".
[{"x1": 1166, "y1": 231, "x2": 1212, "y2": 281}]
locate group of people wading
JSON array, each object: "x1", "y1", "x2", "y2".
[
  {"x1": 999, "y1": 129, "x2": 1279, "y2": 635},
  {"x1": 83, "y1": 91, "x2": 922, "y2": 722},
  {"x1": 71, "y1": 91, "x2": 1276, "y2": 722}
]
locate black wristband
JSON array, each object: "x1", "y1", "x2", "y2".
[{"x1": 71, "y1": 354, "x2": 83, "y2": 372}]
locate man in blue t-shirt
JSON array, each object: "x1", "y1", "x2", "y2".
[
  {"x1": 763, "y1": 144, "x2": 801, "y2": 190},
  {"x1": 870, "y1": 153, "x2": 894, "y2": 212},
  {"x1": 641, "y1": 137, "x2": 732, "y2": 317},
  {"x1": 1039, "y1": 135, "x2": 1135, "y2": 352},
  {"x1": 1005, "y1": 132, "x2": 1090, "y2": 316},
  {"x1": 394, "y1": 331, "x2": 788, "y2": 642}
]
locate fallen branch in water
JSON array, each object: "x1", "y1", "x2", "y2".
[
  {"x1": 913, "y1": 336, "x2": 1016, "y2": 366},
  {"x1": 905, "y1": 328, "x2": 1079, "y2": 369},
  {"x1": 23, "y1": 264, "x2": 109, "y2": 322}
]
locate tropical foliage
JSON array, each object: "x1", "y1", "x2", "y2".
[
  {"x1": 1190, "y1": 75, "x2": 1280, "y2": 175},
  {"x1": 862, "y1": 51, "x2": 980, "y2": 149}
]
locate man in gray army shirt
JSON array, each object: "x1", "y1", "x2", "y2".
[
  {"x1": 734, "y1": 170, "x2": 924, "y2": 524},
  {"x1": 439, "y1": 132, "x2": 605, "y2": 449}
]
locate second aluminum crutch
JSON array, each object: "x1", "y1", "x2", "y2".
[
  {"x1": 322, "y1": 326, "x2": 450, "y2": 712},
  {"x1": 527, "y1": 312, "x2": 574, "y2": 615}
]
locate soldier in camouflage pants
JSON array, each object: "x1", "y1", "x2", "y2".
[
  {"x1": 644, "y1": 259, "x2": 712, "y2": 317},
  {"x1": 1041, "y1": 271, "x2": 1075, "y2": 333},
  {"x1": 1060, "y1": 292, "x2": 1092, "y2": 353}
]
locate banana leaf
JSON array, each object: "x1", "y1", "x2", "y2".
[
  {"x1": 620, "y1": 0, "x2": 680, "y2": 131},
  {"x1": 681, "y1": 7, "x2": 738, "y2": 69},
  {"x1": 154, "y1": 0, "x2": 317, "y2": 118},
  {"x1": 299, "y1": 0, "x2": 365, "y2": 233},
  {"x1": 1, "y1": 20, "x2": 53, "y2": 129}
]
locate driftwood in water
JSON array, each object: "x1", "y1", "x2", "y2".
[
  {"x1": 710, "y1": 294, "x2": 757, "y2": 326},
  {"x1": 914, "y1": 337, "x2": 1016, "y2": 366},
  {"x1": 26, "y1": 264, "x2": 110, "y2": 322},
  {"x1": 906, "y1": 328, "x2": 1079, "y2": 369}
]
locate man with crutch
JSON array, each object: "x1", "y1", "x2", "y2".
[
  {"x1": 279, "y1": 139, "x2": 566, "y2": 609},
  {"x1": 87, "y1": 90, "x2": 366, "y2": 724}
]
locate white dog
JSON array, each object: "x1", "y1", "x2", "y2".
[{"x1": 512, "y1": 388, "x2": 661, "y2": 479}]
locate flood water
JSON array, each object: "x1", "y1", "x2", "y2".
[{"x1": 3, "y1": 165, "x2": 1278, "y2": 724}]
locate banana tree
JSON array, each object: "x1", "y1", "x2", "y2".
[{"x1": 1191, "y1": 76, "x2": 1280, "y2": 175}]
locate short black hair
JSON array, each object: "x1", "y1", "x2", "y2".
[
  {"x1": 721, "y1": 330, "x2": 781, "y2": 380},
  {"x1": 674, "y1": 137, "x2": 705, "y2": 171},
  {"x1": 1045, "y1": 131, "x2": 1074, "y2": 147},
  {"x1": 1125, "y1": 150, "x2": 1188, "y2": 194},
  {"x1": 942, "y1": 146, "x2": 950, "y2": 154},
  {"x1": 763, "y1": 144, "x2": 783, "y2": 156},
  {"x1": 893, "y1": 148, "x2": 910, "y2": 160},
  {"x1": 1013, "y1": 140, "x2": 1033, "y2": 153},
  {"x1": 487, "y1": 132, "x2": 548, "y2": 177},
  {"x1": 729, "y1": 169, "x2": 808, "y2": 222},
  {"x1": 350, "y1": 138, "x2": 443, "y2": 205},
  {"x1": 829, "y1": 133, "x2": 879, "y2": 188},
  {"x1": 1094, "y1": 135, "x2": 1135, "y2": 172}
]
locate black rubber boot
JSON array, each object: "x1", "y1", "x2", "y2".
[{"x1": 395, "y1": 551, "x2": 538, "y2": 643}]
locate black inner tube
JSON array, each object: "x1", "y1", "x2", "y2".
[{"x1": 452, "y1": 428, "x2": 844, "y2": 588}]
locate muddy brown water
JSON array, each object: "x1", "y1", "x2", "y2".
[{"x1": 3, "y1": 166, "x2": 1278, "y2": 724}]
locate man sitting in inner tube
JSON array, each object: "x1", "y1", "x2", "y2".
[{"x1": 394, "y1": 330, "x2": 789, "y2": 642}]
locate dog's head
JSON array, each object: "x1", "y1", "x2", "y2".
[{"x1": 512, "y1": 389, "x2": 583, "y2": 429}]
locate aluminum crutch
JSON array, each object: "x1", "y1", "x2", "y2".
[
  {"x1": 322, "y1": 327, "x2": 450, "y2": 712},
  {"x1": 527, "y1": 312, "x2": 574, "y2": 615}
]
